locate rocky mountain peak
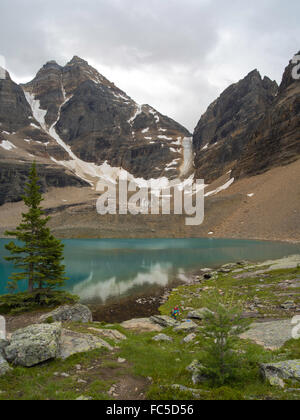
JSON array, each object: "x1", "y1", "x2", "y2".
[
  {"x1": 193, "y1": 68, "x2": 278, "y2": 182},
  {"x1": 17, "y1": 56, "x2": 191, "y2": 188},
  {"x1": 245, "y1": 69, "x2": 261, "y2": 80},
  {"x1": 232, "y1": 52, "x2": 300, "y2": 179},
  {"x1": 0, "y1": 67, "x2": 11, "y2": 81},
  {"x1": 67, "y1": 56, "x2": 89, "y2": 66},
  {"x1": 0, "y1": 72, "x2": 32, "y2": 132},
  {"x1": 62, "y1": 56, "x2": 115, "y2": 96}
]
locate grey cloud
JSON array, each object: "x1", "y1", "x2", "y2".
[{"x1": 0, "y1": 0, "x2": 299, "y2": 131}]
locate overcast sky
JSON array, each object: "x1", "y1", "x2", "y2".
[{"x1": 0, "y1": 0, "x2": 299, "y2": 131}]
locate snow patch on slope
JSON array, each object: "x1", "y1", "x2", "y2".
[
  {"x1": 180, "y1": 137, "x2": 194, "y2": 177},
  {"x1": 128, "y1": 105, "x2": 142, "y2": 124},
  {"x1": 0, "y1": 140, "x2": 16, "y2": 151},
  {"x1": 24, "y1": 91, "x2": 47, "y2": 130},
  {"x1": 205, "y1": 178, "x2": 235, "y2": 197}
]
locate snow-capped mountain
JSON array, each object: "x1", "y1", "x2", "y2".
[{"x1": 0, "y1": 56, "x2": 192, "y2": 205}]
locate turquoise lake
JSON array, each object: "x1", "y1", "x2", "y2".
[{"x1": 0, "y1": 238, "x2": 299, "y2": 304}]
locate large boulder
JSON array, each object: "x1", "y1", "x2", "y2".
[
  {"x1": 260, "y1": 360, "x2": 300, "y2": 384},
  {"x1": 240, "y1": 319, "x2": 292, "y2": 350},
  {"x1": 120, "y1": 318, "x2": 163, "y2": 333},
  {"x1": 58, "y1": 329, "x2": 113, "y2": 360},
  {"x1": 150, "y1": 315, "x2": 179, "y2": 328},
  {"x1": 187, "y1": 308, "x2": 214, "y2": 320},
  {"x1": 4, "y1": 323, "x2": 62, "y2": 367},
  {"x1": 0, "y1": 354, "x2": 12, "y2": 376},
  {"x1": 173, "y1": 321, "x2": 198, "y2": 333},
  {"x1": 0, "y1": 339, "x2": 9, "y2": 356},
  {"x1": 40, "y1": 304, "x2": 93, "y2": 324}
]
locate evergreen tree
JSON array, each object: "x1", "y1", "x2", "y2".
[
  {"x1": 200, "y1": 293, "x2": 250, "y2": 386},
  {"x1": 4, "y1": 162, "x2": 67, "y2": 293}
]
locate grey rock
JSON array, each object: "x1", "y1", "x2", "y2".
[
  {"x1": 0, "y1": 339, "x2": 9, "y2": 357},
  {"x1": 269, "y1": 376, "x2": 285, "y2": 389},
  {"x1": 260, "y1": 360, "x2": 300, "y2": 385},
  {"x1": 187, "y1": 308, "x2": 214, "y2": 320},
  {"x1": 58, "y1": 328, "x2": 113, "y2": 360},
  {"x1": 174, "y1": 321, "x2": 198, "y2": 333},
  {"x1": 280, "y1": 301, "x2": 296, "y2": 310},
  {"x1": 87, "y1": 327, "x2": 126, "y2": 342},
  {"x1": 5, "y1": 323, "x2": 62, "y2": 367},
  {"x1": 150, "y1": 315, "x2": 179, "y2": 328},
  {"x1": 121, "y1": 318, "x2": 162, "y2": 332},
  {"x1": 240, "y1": 319, "x2": 293, "y2": 350},
  {"x1": 0, "y1": 354, "x2": 12, "y2": 376},
  {"x1": 40, "y1": 304, "x2": 93, "y2": 324},
  {"x1": 152, "y1": 334, "x2": 173, "y2": 342},
  {"x1": 186, "y1": 360, "x2": 208, "y2": 385},
  {"x1": 182, "y1": 333, "x2": 197, "y2": 344}
]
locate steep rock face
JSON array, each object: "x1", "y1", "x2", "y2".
[
  {"x1": 23, "y1": 57, "x2": 191, "y2": 181},
  {"x1": 21, "y1": 61, "x2": 64, "y2": 128},
  {"x1": 193, "y1": 70, "x2": 278, "y2": 182},
  {"x1": 0, "y1": 68, "x2": 89, "y2": 206},
  {"x1": 0, "y1": 161, "x2": 88, "y2": 206},
  {"x1": 0, "y1": 70, "x2": 32, "y2": 132},
  {"x1": 232, "y1": 53, "x2": 300, "y2": 179}
]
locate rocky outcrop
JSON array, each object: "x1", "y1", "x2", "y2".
[
  {"x1": 120, "y1": 318, "x2": 163, "y2": 332},
  {"x1": 0, "y1": 70, "x2": 33, "y2": 132},
  {"x1": 260, "y1": 360, "x2": 300, "y2": 384},
  {"x1": 0, "y1": 353, "x2": 11, "y2": 376},
  {"x1": 186, "y1": 360, "x2": 207, "y2": 385},
  {"x1": 173, "y1": 320, "x2": 198, "y2": 333},
  {"x1": 4, "y1": 323, "x2": 62, "y2": 367},
  {"x1": 240, "y1": 319, "x2": 293, "y2": 350},
  {"x1": 0, "y1": 161, "x2": 88, "y2": 206},
  {"x1": 187, "y1": 308, "x2": 214, "y2": 320},
  {"x1": 59, "y1": 328, "x2": 113, "y2": 360},
  {"x1": 21, "y1": 61, "x2": 64, "y2": 128},
  {"x1": 40, "y1": 304, "x2": 93, "y2": 324},
  {"x1": 232, "y1": 53, "x2": 300, "y2": 179},
  {"x1": 150, "y1": 315, "x2": 179, "y2": 328},
  {"x1": 193, "y1": 70, "x2": 278, "y2": 182}
]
